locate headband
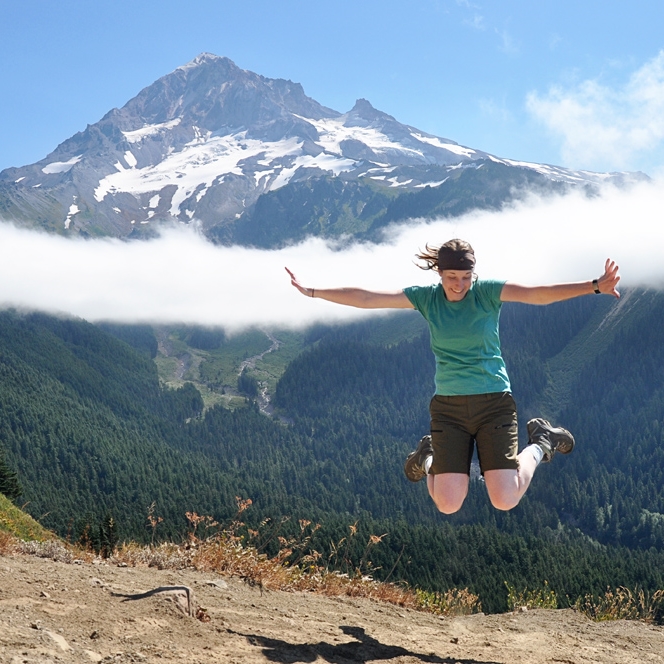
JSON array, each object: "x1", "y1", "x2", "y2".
[{"x1": 437, "y1": 246, "x2": 476, "y2": 271}]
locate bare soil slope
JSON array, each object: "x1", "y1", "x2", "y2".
[{"x1": 1, "y1": 552, "x2": 664, "y2": 664}]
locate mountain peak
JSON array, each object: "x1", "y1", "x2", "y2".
[
  {"x1": 351, "y1": 98, "x2": 375, "y2": 112},
  {"x1": 0, "y1": 55, "x2": 643, "y2": 242},
  {"x1": 178, "y1": 52, "x2": 229, "y2": 70},
  {"x1": 347, "y1": 98, "x2": 397, "y2": 125}
]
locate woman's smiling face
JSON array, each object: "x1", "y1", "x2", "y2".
[{"x1": 439, "y1": 269, "x2": 474, "y2": 301}]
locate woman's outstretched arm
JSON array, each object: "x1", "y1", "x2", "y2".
[
  {"x1": 285, "y1": 267, "x2": 413, "y2": 309},
  {"x1": 500, "y1": 259, "x2": 620, "y2": 305}
]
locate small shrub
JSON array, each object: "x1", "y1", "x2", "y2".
[
  {"x1": 0, "y1": 530, "x2": 17, "y2": 554},
  {"x1": 17, "y1": 539, "x2": 84, "y2": 563},
  {"x1": 572, "y1": 587, "x2": 664, "y2": 623},
  {"x1": 505, "y1": 580, "x2": 558, "y2": 611},
  {"x1": 415, "y1": 588, "x2": 482, "y2": 616}
]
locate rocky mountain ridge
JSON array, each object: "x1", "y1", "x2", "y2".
[{"x1": 0, "y1": 53, "x2": 646, "y2": 243}]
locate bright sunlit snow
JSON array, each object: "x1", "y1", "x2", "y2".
[
  {"x1": 41, "y1": 155, "x2": 82, "y2": 174},
  {"x1": 410, "y1": 132, "x2": 477, "y2": 158},
  {"x1": 486, "y1": 155, "x2": 630, "y2": 185},
  {"x1": 122, "y1": 119, "x2": 182, "y2": 144},
  {"x1": 64, "y1": 203, "x2": 80, "y2": 230},
  {"x1": 94, "y1": 131, "x2": 359, "y2": 215},
  {"x1": 300, "y1": 115, "x2": 427, "y2": 162},
  {"x1": 124, "y1": 151, "x2": 137, "y2": 168}
]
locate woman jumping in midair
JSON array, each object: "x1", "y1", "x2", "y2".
[{"x1": 286, "y1": 239, "x2": 620, "y2": 513}]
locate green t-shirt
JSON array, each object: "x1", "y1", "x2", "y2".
[{"x1": 404, "y1": 280, "x2": 510, "y2": 396}]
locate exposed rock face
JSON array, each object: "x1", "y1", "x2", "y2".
[{"x1": 0, "y1": 53, "x2": 647, "y2": 243}]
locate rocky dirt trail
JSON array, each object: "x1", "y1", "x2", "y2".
[
  {"x1": 237, "y1": 330, "x2": 283, "y2": 417},
  {"x1": 2, "y1": 552, "x2": 664, "y2": 663}
]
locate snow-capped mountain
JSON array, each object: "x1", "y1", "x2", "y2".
[{"x1": 0, "y1": 53, "x2": 646, "y2": 243}]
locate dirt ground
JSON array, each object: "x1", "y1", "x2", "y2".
[{"x1": 2, "y1": 552, "x2": 664, "y2": 664}]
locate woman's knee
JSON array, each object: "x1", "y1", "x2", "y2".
[
  {"x1": 484, "y1": 469, "x2": 521, "y2": 511},
  {"x1": 487, "y1": 486, "x2": 520, "y2": 511},
  {"x1": 432, "y1": 493, "x2": 466, "y2": 514},
  {"x1": 428, "y1": 474, "x2": 469, "y2": 514}
]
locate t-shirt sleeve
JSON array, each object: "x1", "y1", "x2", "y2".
[
  {"x1": 403, "y1": 285, "x2": 433, "y2": 314},
  {"x1": 474, "y1": 279, "x2": 506, "y2": 310}
]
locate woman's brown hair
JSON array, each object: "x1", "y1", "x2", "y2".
[{"x1": 415, "y1": 239, "x2": 475, "y2": 271}]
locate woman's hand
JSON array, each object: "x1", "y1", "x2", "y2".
[
  {"x1": 596, "y1": 258, "x2": 621, "y2": 299},
  {"x1": 501, "y1": 257, "x2": 621, "y2": 305},
  {"x1": 285, "y1": 267, "x2": 314, "y2": 298}
]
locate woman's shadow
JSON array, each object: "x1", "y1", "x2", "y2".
[{"x1": 230, "y1": 624, "x2": 502, "y2": 664}]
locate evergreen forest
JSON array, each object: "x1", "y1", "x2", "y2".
[{"x1": 1, "y1": 287, "x2": 664, "y2": 613}]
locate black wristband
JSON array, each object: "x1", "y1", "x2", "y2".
[{"x1": 592, "y1": 279, "x2": 601, "y2": 294}]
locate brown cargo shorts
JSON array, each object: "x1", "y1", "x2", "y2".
[{"x1": 429, "y1": 392, "x2": 519, "y2": 475}]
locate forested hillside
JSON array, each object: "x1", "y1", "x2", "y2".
[
  {"x1": 0, "y1": 310, "x2": 432, "y2": 537},
  {"x1": 1, "y1": 289, "x2": 664, "y2": 612}
]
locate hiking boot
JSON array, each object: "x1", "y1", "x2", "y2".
[
  {"x1": 527, "y1": 418, "x2": 575, "y2": 462},
  {"x1": 404, "y1": 435, "x2": 433, "y2": 482}
]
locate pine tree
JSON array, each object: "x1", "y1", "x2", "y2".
[
  {"x1": 99, "y1": 513, "x2": 118, "y2": 558},
  {"x1": 0, "y1": 445, "x2": 22, "y2": 502}
]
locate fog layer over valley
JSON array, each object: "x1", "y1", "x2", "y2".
[{"x1": 0, "y1": 180, "x2": 662, "y2": 331}]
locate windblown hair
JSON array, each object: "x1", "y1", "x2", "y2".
[{"x1": 415, "y1": 239, "x2": 475, "y2": 271}]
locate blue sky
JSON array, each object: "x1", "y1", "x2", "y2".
[
  {"x1": 2, "y1": 1, "x2": 664, "y2": 326},
  {"x1": 2, "y1": 1, "x2": 664, "y2": 176}
]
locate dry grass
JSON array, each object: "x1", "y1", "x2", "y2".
[
  {"x1": 413, "y1": 588, "x2": 482, "y2": 616},
  {"x1": 0, "y1": 529, "x2": 16, "y2": 554},
  {"x1": 0, "y1": 493, "x2": 56, "y2": 543},
  {"x1": 109, "y1": 534, "x2": 481, "y2": 615},
  {"x1": 6, "y1": 497, "x2": 663, "y2": 623},
  {"x1": 506, "y1": 580, "x2": 558, "y2": 611},
  {"x1": 572, "y1": 586, "x2": 664, "y2": 623},
  {"x1": 103, "y1": 502, "x2": 482, "y2": 616},
  {"x1": 0, "y1": 531, "x2": 92, "y2": 562}
]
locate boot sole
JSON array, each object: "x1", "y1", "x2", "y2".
[{"x1": 404, "y1": 436, "x2": 432, "y2": 482}]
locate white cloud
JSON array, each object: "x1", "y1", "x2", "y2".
[
  {"x1": 527, "y1": 51, "x2": 664, "y2": 172},
  {"x1": 0, "y1": 180, "x2": 663, "y2": 331}
]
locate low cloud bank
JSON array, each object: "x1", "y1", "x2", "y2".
[{"x1": 0, "y1": 180, "x2": 662, "y2": 331}]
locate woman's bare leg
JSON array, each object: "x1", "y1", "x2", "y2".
[
  {"x1": 483, "y1": 446, "x2": 541, "y2": 511},
  {"x1": 426, "y1": 473, "x2": 470, "y2": 514}
]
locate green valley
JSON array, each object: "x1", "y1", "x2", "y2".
[{"x1": 1, "y1": 288, "x2": 664, "y2": 613}]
